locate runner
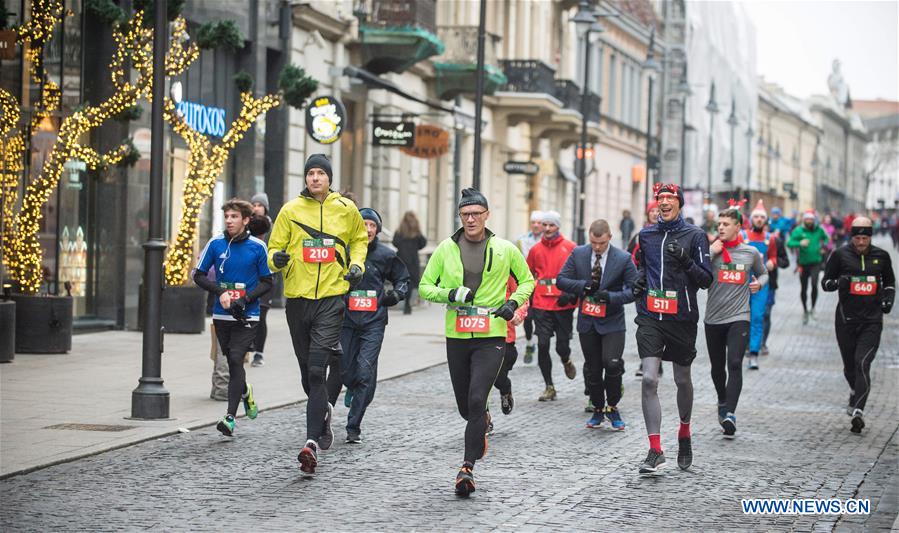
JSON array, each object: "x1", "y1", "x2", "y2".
[
  {"x1": 787, "y1": 210, "x2": 830, "y2": 324},
  {"x1": 420, "y1": 188, "x2": 535, "y2": 497},
  {"x1": 248, "y1": 193, "x2": 273, "y2": 367},
  {"x1": 193, "y1": 198, "x2": 272, "y2": 436},
  {"x1": 491, "y1": 278, "x2": 529, "y2": 422},
  {"x1": 632, "y1": 183, "x2": 712, "y2": 474},
  {"x1": 705, "y1": 207, "x2": 768, "y2": 437},
  {"x1": 740, "y1": 200, "x2": 778, "y2": 370},
  {"x1": 339, "y1": 208, "x2": 409, "y2": 444},
  {"x1": 558, "y1": 219, "x2": 637, "y2": 430},
  {"x1": 526, "y1": 210, "x2": 579, "y2": 401},
  {"x1": 267, "y1": 154, "x2": 368, "y2": 476},
  {"x1": 822, "y1": 217, "x2": 895, "y2": 433},
  {"x1": 761, "y1": 218, "x2": 790, "y2": 356},
  {"x1": 517, "y1": 211, "x2": 543, "y2": 364}
]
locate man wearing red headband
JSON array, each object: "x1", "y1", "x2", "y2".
[{"x1": 632, "y1": 183, "x2": 712, "y2": 475}]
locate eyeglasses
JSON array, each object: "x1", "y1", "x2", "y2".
[{"x1": 459, "y1": 211, "x2": 487, "y2": 220}]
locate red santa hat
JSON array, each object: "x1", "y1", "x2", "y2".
[
  {"x1": 750, "y1": 199, "x2": 767, "y2": 218},
  {"x1": 802, "y1": 209, "x2": 817, "y2": 221}
]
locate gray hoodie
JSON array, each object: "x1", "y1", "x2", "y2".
[{"x1": 704, "y1": 243, "x2": 769, "y2": 325}]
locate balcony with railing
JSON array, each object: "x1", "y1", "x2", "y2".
[
  {"x1": 433, "y1": 27, "x2": 507, "y2": 101},
  {"x1": 500, "y1": 60, "x2": 557, "y2": 96},
  {"x1": 359, "y1": 0, "x2": 444, "y2": 75}
]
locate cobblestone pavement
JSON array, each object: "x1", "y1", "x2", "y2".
[{"x1": 2, "y1": 256, "x2": 898, "y2": 531}]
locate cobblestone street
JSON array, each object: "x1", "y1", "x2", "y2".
[{"x1": 2, "y1": 268, "x2": 898, "y2": 531}]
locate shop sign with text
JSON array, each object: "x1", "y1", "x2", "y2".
[
  {"x1": 306, "y1": 96, "x2": 346, "y2": 144},
  {"x1": 400, "y1": 124, "x2": 449, "y2": 159},
  {"x1": 372, "y1": 121, "x2": 415, "y2": 147}
]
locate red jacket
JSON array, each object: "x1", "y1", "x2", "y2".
[
  {"x1": 506, "y1": 278, "x2": 529, "y2": 343},
  {"x1": 526, "y1": 233, "x2": 577, "y2": 311}
]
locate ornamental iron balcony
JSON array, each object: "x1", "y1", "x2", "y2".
[
  {"x1": 367, "y1": 0, "x2": 437, "y2": 34},
  {"x1": 500, "y1": 60, "x2": 556, "y2": 96}
]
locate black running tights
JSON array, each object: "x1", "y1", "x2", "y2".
[{"x1": 704, "y1": 321, "x2": 749, "y2": 413}]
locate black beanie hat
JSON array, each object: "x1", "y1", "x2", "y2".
[
  {"x1": 304, "y1": 153, "x2": 333, "y2": 181},
  {"x1": 458, "y1": 188, "x2": 488, "y2": 210},
  {"x1": 359, "y1": 207, "x2": 382, "y2": 233}
]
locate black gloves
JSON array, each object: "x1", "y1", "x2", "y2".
[
  {"x1": 838, "y1": 275, "x2": 852, "y2": 290},
  {"x1": 633, "y1": 276, "x2": 647, "y2": 298},
  {"x1": 492, "y1": 300, "x2": 519, "y2": 321},
  {"x1": 273, "y1": 250, "x2": 290, "y2": 269},
  {"x1": 380, "y1": 290, "x2": 401, "y2": 307},
  {"x1": 583, "y1": 280, "x2": 601, "y2": 296},
  {"x1": 344, "y1": 264, "x2": 363, "y2": 285},
  {"x1": 883, "y1": 290, "x2": 894, "y2": 314},
  {"x1": 665, "y1": 240, "x2": 692, "y2": 269},
  {"x1": 229, "y1": 297, "x2": 248, "y2": 320},
  {"x1": 449, "y1": 287, "x2": 474, "y2": 303},
  {"x1": 595, "y1": 290, "x2": 610, "y2": 303},
  {"x1": 557, "y1": 292, "x2": 578, "y2": 307}
]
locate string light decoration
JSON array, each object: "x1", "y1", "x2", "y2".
[
  {"x1": 162, "y1": 91, "x2": 282, "y2": 285},
  {"x1": 8, "y1": 9, "x2": 198, "y2": 293},
  {"x1": 1, "y1": 90, "x2": 24, "y2": 271},
  {"x1": 16, "y1": 0, "x2": 69, "y2": 134}
]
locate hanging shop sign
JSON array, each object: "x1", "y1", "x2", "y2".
[
  {"x1": 0, "y1": 30, "x2": 16, "y2": 60},
  {"x1": 176, "y1": 101, "x2": 226, "y2": 137},
  {"x1": 306, "y1": 96, "x2": 346, "y2": 145},
  {"x1": 400, "y1": 124, "x2": 449, "y2": 159},
  {"x1": 503, "y1": 161, "x2": 540, "y2": 175},
  {"x1": 372, "y1": 120, "x2": 415, "y2": 147}
]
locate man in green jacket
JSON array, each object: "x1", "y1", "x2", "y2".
[
  {"x1": 787, "y1": 210, "x2": 830, "y2": 323},
  {"x1": 420, "y1": 188, "x2": 535, "y2": 498}
]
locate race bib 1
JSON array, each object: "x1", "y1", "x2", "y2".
[
  {"x1": 850, "y1": 276, "x2": 877, "y2": 296},
  {"x1": 581, "y1": 296, "x2": 606, "y2": 318},
  {"x1": 302, "y1": 238, "x2": 336, "y2": 263},
  {"x1": 717, "y1": 263, "x2": 747, "y2": 285},
  {"x1": 348, "y1": 290, "x2": 378, "y2": 311},
  {"x1": 538, "y1": 278, "x2": 560, "y2": 297},
  {"x1": 647, "y1": 289, "x2": 678, "y2": 315},
  {"x1": 455, "y1": 306, "x2": 491, "y2": 333},
  {"x1": 219, "y1": 282, "x2": 246, "y2": 301}
]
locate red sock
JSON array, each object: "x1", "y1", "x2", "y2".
[
  {"x1": 648, "y1": 434, "x2": 662, "y2": 452},
  {"x1": 678, "y1": 422, "x2": 691, "y2": 439}
]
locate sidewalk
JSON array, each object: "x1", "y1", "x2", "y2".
[{"x1": 0, "y1": 302, "x2": 449, "y2": 477}]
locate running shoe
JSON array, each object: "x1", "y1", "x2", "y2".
[
  {"x1": 747, "y1": 355, "x2": 759, "y2": 370},
  {"x1": 563, "y1": 359, "x2": 577, "y2": 380},
  {"x1": 251, "y1": 353, "x2": 265, "y2": 367},
  {"x1": 761, "y1": 345, "x2": 770, "y2": 356},
  {"x1": 486, "y1": 419, "x2": 495, "y2": 436},
  {"x1": 677, "y1": 437, "x2": 693, "y2": 470},
  {"x1": 638, "y1": 449, "x2": 666, "y2": 474},
  {"x1": 524, "y1": 344, "x2": 534, "y2": 365},
  {"x1": 850, "y1": 409, "x2": 865, "y2": 434},
  {"x1": 717, "y1": 403, "x2": 728, "y2": 425},
  {"x1": 216, "y1": 414, "x2": 235, "y2": 437},
  {"x1": 344, "y1": 388, "x2": 354, "y2": 408},
  {"x1": 455, "y1": 464, "x2": 476, "y2": 497},
  {"x1": 501, "y1": 392, "x2": 514, "y2": 415},
  {"x1": 319, "y1": 403, "x2": 334, "y2": 450},
  {"x1": 346, "y1": 432, "x2": 362, "y2": 444},
  {"x1": 298, "y1": 440, "x2": 318, "y2": 475},
  {"x1": 606, "y1": 406, "x2": 626, "y2": 430},
  {"x1": 722, "y1": 414, "x2": 736, "y2": 438},
  {"x1": 586, "y1": 410, "x2": 604, "y2": 428},
  {"x1": 585, "y1": 399, "x2": 594, "y2": 413},
  {"x1": 242, "y1": 383, "x2": 258, "y2": 420},
  {"x1": 538, "y1": 385, "x2": 556, "y2": 402}
]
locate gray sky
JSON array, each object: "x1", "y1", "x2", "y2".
[{"x1": 740, "y1": 0, "x2": 898, "y2": 101}]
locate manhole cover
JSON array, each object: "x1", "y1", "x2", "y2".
[{"x1": 44, "y1": 423, "x2": 137, "y2": 432}]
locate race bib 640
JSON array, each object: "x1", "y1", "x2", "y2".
[{"x1": 850, "y1": 276, "x2": 877, "y2": 296}]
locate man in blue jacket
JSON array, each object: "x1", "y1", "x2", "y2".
[
  {"x1": 339, "y1": 208, "x2": 410, "y2": 444},
  {"x1": 558, "y1": 219, "x2": 638, "y2": 430},
  {"x1": 632, "y1": 183, "x2": 712, "y2": 475}
]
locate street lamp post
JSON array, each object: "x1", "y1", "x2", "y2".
[
  {"x1": 705, "y1": 80, "x2": 719, "y2": 205},
  {"x1": 472, "y1": 0, "x2": 487, "y2": 190},
  {"x1": 745, "y1": 124, "x2": 754, "y2": 200},
  {"x1": 131, "y1": 0, "x2": 169, "y2": 419},
  {"x1": 676, "y1": 66, "x2": 692, "y2": 188},
  {"x1": 642, "y1": 29, "x2": 661, "y2": 209},
  {"x1": 572, "y1": 1, "x2": 604, "y2": 245},
  {"x1": 727, "y1": 98, "x2": 738, "y2": 196}
]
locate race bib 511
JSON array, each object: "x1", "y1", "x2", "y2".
[{"x1": 647, "y1": 289, "x2": 678, "y2": 315}]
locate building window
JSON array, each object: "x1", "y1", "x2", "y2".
[{"x1": 608, "y1": 55, "x2": 617, "y2": 119}]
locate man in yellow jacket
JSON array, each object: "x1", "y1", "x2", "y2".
[{"x1": 268, "y1": 153, "x2": 368, "y2": 476}]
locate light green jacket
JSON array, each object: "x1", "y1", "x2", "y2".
[{"x1": 420, "y1": 228, "x2": 535, "y2": 339}]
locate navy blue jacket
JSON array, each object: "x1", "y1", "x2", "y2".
[
  {"x1": 557, "y1": 244, "x2": 637, "y2": 334},
  {"x1": 343, "y1": 237, "x2": 410, "y2": 328},
  {"x1": 634, "y1": 216, "x2": 712, "y2": 322}
]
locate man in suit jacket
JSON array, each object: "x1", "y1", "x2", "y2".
[{"x1": 558, "y1": 219, "x2": 638, "y2": 430}]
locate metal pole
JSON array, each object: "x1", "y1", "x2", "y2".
[
  {"x1": 707, "y1": 113, "x2": 714, "y2": 203},
  {"x1": 471, "y1": 0, "x2": 487, "y2": 190},
  {"x1": 453, "y1": 96, "x2": 463, "y2": 229},
  {"x1": 644, "y1": 75, "x2": 654, "y2": 209},
  {"x1": 679, "y1": 98, "x2": 687, "y2": 188},
  {"x1": 729, "y1": 122, "x2": 735, "y2": 196},
  {"x1": 577, "y1": 34, "x2": 591, "y2": 245},
  {"x1": 132, "y1": 0, "x2": 170, "y2": 419}
]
